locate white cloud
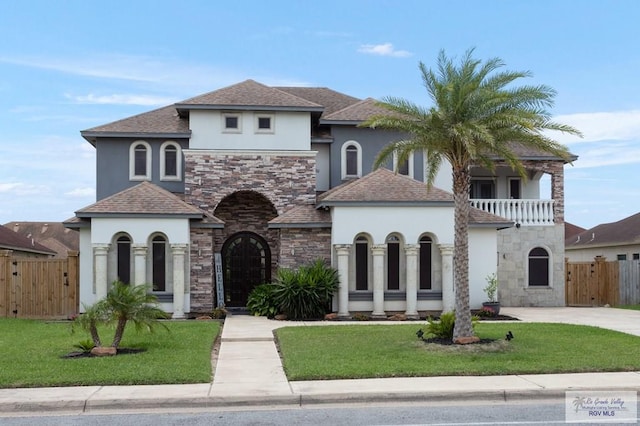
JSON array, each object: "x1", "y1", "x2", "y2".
[
  {"x1": 65, "y1": 187, "x2": 95, "y2": 197},
  {"x1": 551, "y1": 110, "x2": 640, "y2": 145},
  {"x1": 358, "y1": 43, "x2": 412, "y2": 58},
  {"x1": 0, "y1": 182, "x2": 48, "y2": 196},
  {"x1": 66, "y1": 93, "x2": 177, "y2": 106}
]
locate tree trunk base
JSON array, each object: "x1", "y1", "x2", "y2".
[{"x1": 453, "y1": 336, "x2": 481, "y2": 345}]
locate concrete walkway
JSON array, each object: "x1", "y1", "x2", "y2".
[{"x1": 1, "y1": 307, "x2": 640, "y2": 414}]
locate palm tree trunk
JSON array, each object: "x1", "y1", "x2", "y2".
[
  {"x1": 89, "y1": 319, "x2": 102, "y2": 347},
  {"x1": 111, "y1": 317, "x2": 127, "y2": 348},
  {"x1": 451, "y1": 165, "x2": 475, "y2": 341}
]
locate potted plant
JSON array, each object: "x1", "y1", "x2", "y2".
[{"x1": 482, "y1": 273, "x2": 500, "y2": 315}]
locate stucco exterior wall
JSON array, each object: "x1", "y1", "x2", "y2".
[
  {"x1": 189, "y1": 110, "x2": 310, "y2": 151},
  {"x1": 498, "y1": 224, "x2": 565, "y2": 306},
  {"x1": 565, "y1": 244, "x2": 640, "y2": 262}
]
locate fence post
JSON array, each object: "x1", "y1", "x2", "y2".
[{"x1": 0, "y1": 250, "x2": 13, "y2": 317}]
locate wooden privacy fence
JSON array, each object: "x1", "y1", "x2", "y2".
[
  {"x1": 566, "y1": 258, "x2": 640, "y2": 306},
  {"x1": 0, "y1": 250, "x2": 79, "y2": 319}
]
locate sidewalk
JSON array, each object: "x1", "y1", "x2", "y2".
[{"x1": 1, "y1": 308, "x2": 640, "y2": 414}]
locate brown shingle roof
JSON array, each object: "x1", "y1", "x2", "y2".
[
  {"x1": 318, "y1": 168, "x2": 453, "y2": 205},
  {"x1": 76, "y1": 182, "x2": 205, "y2": 217},
  {"x1": 321, "y1": 97, "x2": 392, "y2": 123},
  {"x1": 176, "y1": 79, "x2": 323, "y2": 110},
  {"x1": 275, "y1": 87, "x2": 361, "y2": 118},
  {"x1": 0, "y1": 225, "x2": 56, "y2": 255},
  {"x1": 81, "y1": 105, "x2": 190, "y2": 142},
  {"x1": 4, "y1": 222, "x2": 79, "y2": 258},
  {"x1": 566, "y1": 212, "x2": 640, "y2": 248},
  {"x1": 268, "y1": 204, "x2": 331, "y2": 228}
]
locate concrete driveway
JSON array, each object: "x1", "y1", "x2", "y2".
[{"x1": 502, "y1": 307, "x2": 640, "y2": 337}]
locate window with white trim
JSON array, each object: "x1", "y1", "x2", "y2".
[
  {"x1": 393, "y1": 151, "x2": 414, "y2": 177},
  {"x1": 386, "y1": 235, "x2": 401, "y2": 290},
  {"x1": 152, "y1": 235, "x2": 167, "y2": 292},
  {"x1": 528, "y1": 247, "x2": 550, "y2": 286},
  {"x1": 129, "y1": 141, "x2": 151, "y2": 181},
  {"x1": 116, "y1": 235, "x2": 132, "y2": 284},
  {"x1": 222, "y1": 113, "x2": 242, "y2": 133},
  {"x1": 355, "y1": 235, "x2": 369, "y2": 291},
  {"x1": 419, "y1": 236, "x2": 433, "y2": 290},
  {"x1": 160, "y1": 141, "x2": 182, "y2": 181},
  {"x1": 341, "y1": 141, "x2": 362, "y2": 179},
  {"x1": 255, "y1": 114, "x2": 274, "y2": 134}
]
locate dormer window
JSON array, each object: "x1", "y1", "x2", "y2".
[
  {"x1": 222, "y1": 113, "x2": 241, "y2": 133},
  {"x1": 341, "y1": 141, "x2": 362, "y2": 179},
  {"x1": 129, "y1": 141, "x2": 151, "y2": 181},
  {"x1": 255, "y1": 114, "x2": 274, "y2": 134}
]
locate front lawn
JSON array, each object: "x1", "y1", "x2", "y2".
[
  {"x1": 617, "y1": 305, "x2": 640, "y2": 311},
  {"x1": 275, "y1": 323, "x2": 640, "y2": 380},
  {"x1": 0, "y1": 318, "x2": 220, "y2": 388}
]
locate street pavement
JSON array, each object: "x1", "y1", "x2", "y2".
[{"x1": 1, "y1": 307, "x2": 639, "y2": 414}]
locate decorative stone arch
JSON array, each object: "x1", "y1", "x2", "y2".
[
  {"x1": 221, "y1": 232, "x2": 271, "y2": 307},
  {"x1": 214, "y1": 190, "x2": 279, "y2": 307}
]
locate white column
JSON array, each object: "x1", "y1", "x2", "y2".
[
  {"x1": 93, "y1": 244, "x2": 110, "y2": 300},
  {"x1": 371, "y1": 244, "x2": 386, "y2": 319},
  {"x1": 439, "y1": 244, "x2": 455, "y2": 312},
  {"x1": 171, "y1": 244, "x2": 188, "y2": 319},
  {"x1": 335, "y1": 244, "x2": 351, "y2": 319},
  {"x1": 132, "y1": 245, "x2": 147, "y2": 286},
  {"x1": 405, "y1": 244, "x2": 419, "y2": 319}
]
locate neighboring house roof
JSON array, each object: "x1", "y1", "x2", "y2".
[
  {"x1": 566, "y1": 212, "x2": 640, "y2": 249},
  {"x1": 0, "y1": 224, "x2": 56, "y2": 256},
  {"x1": 268, "y1": 204, "x2": 332, "y2": 228},
  {"x1": 4, "y1": 222, "x2": 79, "y2": 258},
  {"x1": 175, "y1": 79, "x2": 323, "y2": 113},
  {"x1": 75, "y1": 181, "x2": 209, "y2": 218},
  {"x1": 275, "y1": 86, "x2": 361, "y2": 118},
  {"x1": 565, "y1": 222, "x2": 586, "y2": 241}
]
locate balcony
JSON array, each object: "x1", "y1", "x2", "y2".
[{"x1": 470, "y1": 199, "x2": 555, "y2": 226}]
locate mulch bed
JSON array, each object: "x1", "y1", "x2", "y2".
[{"x1": 61, "y1": 348, "x2": 146, "y2": 359}]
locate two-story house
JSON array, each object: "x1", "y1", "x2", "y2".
[{"x1": 66, "y1": 79, "x2": 574, "y2": 318}]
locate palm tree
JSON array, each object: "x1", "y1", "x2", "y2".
[
  {"x1": 362, "y1": 48, "x2": 581, "y2": 342},
  {"x1": 73, "y1": 281, "x2": 167, "y2": 351},
  {"x1": 105, "y1": 281, "x2": 168, "y2": 348}
]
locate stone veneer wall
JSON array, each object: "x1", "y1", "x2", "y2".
[
  {"x1": 497, "y1": 224, "x2": 565, "y2": 307},
  {"x1": 189, "y1": 228, "x2": 214, "y2": 313},
  {"x1": 278, "y1": 227, "x2": 332, "y2": 268},
  {"x1": 185, "y1": 151, "x2": 317, "y2": 215}
]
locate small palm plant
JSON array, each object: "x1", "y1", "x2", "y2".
[{"x1": 73, "y1": 281, "x2": 168, "y2": 351}]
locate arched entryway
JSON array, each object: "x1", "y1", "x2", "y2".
[{"x1": 222, "y1": 232, "x2": 271, "y2": 307}]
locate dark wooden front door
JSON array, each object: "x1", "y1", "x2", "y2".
[{"x1": 222, "y1": 232, "x2": 271, "y2": 307}]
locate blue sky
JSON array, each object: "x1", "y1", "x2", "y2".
[{"x1": 1, "y1": 0, "x2": 639, "y2": 229}]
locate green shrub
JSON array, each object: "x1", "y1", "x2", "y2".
[
  {"x1": 73, "y1": 338, "x2": 95, "y2": 353},
  {"x1": 271, "y1": 259, "x2": 339, "y2": 320},
  {"x1": 246, "y1": 284, "x2": 279, "y2": 318},
  {"x1": 421, "y1": 311, "x2": 478, "y2": 340}
]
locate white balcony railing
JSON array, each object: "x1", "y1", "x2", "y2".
[{"x1": 470, "y1": 199, "x2": 555, "y2": 226}]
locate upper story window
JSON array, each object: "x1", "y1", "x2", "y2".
[
  {"x1": 393, "y1": 151, "x2": 414, "y2": 177},
  {"x1": 160, "y1": 141, "x2": 182, "y2": 181},
  {"x1": 341, "y1": 141, "x2": 362, "y2": 180},
  {"x1": 508, "y1": 178, "x2": 521, "y2": 199},
  {"x1": 129, "y1": 141, "x2": 151, "y2": 181},
  {"x1": 222, "y1": 113, "x2": 242, "y2": 133},
  {"x1": 470, "y1": 178, "x2": 495, "y2": 199},
  {"x1": 255, "y1": 114, "x2": 275, "y2": 134}
]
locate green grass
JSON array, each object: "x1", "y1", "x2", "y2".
[
  {"x1": 0, "y1": 318, "x2": 220, "y2": 388},
  {"x1": 617, "y1": 305, "x2": 640, "y2": 311},
  {"x1": 275, "y1": 323, "x2": 640, "y2": 380}
]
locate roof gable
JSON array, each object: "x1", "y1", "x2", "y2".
[
  {"x1": 321, "y1": 97, "x2": 391, "y2": 123},
  {"x1": 566, "y1": 212, "x2": 640, "y2": 248},
  {"x1": 275, "y1": 86, "x2": 361, "y2": 118},
  {"x1": 175, "y1": 79, "x2": 323, "y2": 112},
  {"x1": 76, "y1": 182, "x2": 206, "y2": 217}
]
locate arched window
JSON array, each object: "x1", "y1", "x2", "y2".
[
  {"x1": 393, "y1": 151, "x2": 414, "y2": 177},
  {"x1": 419, "y1": 236, "x2": 432, "y2": 290},
  {"x1": 341, "y1": 141, "x2": 362, "y2": 179},
  {"x1": 387, "y1": 235, "x2": 400, "y2": 290},
  {"x1": 528, "y1": 247, "x2": 550, "y2": 286},
  {"x1": 355, "y1": 236, "x2": 369, "y2": 291},
  {"x1": 160, "y1": 141, "x2": 182, "y2": 181},
  {"x1": 116, "y1": 235, "x2": 131, "y2": 284},
  {"x1": 152, "y1": 235, "x2": 167, "y2": 291},
  {"x1": 129, "y1": 141, "x2": 151, "y2": 180}
]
